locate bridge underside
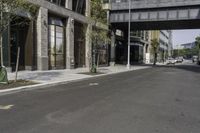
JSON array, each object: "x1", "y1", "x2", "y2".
[
  {"x1": 111, "y1": 19, "x2": 200, "y2": 30},
  {"x1": 110, "y1": 5, "x2": 200, "y2": 30}
]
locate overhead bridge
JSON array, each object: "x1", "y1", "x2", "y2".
[{"x1": 110, "y1": 0, "x2": 200, "y2": 30}]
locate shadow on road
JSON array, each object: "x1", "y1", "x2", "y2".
[{"x1": 152, "y1": 64, "x2": 200, "y2": 73}]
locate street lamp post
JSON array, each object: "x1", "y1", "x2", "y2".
[
  {"x1": 127, "y1": 0, "x2": 131, "y2": 69},
  {"x1": 0, "y1": 3, "x2": 4, "y2": 67}
]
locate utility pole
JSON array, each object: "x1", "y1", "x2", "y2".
[{"x1": 127, "y1": 0, "x2": 131, "y2": 69}]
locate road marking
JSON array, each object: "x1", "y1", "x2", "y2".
[
  {"x1": 89, "y1": 83, "x2": 99, "y2": 86},
  {"x1": 0, "y1": 105, "x2": 14, "y2": 110}
]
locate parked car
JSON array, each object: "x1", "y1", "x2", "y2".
[
  {"x1": 192, "y1": 56, "x2": 198, "y2": 63},
  {"x1": 166, "y1": 58, "x2": 176, "y2": 65},
  {"x1": 176, "y1": 56, "x2": 184, "y2": 63}
]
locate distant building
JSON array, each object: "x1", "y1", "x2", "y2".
[
  {"x1": 181, "y1": 42, "x2": 196, "y2": 49},
  {"x1": 150, "y1": 30, "x2": 172, "y2": 62}
]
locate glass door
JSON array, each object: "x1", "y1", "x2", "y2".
[
  {"x1": 55, "y1": 26, "x2": 64, "y2": 69},
  {"x1": 49, "y1": 25, "x2": 65, "y2": 69}
]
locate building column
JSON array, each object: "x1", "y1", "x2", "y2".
[
  {"x1": 36, "y1": 7, "x2": 48, "y2": 70},
  {"x1": 85, "y1": 0, "x2": 91, "y2": 69},
  {"x1": 110, "y1": 30, "x2": 116, "y2": 66},
  {"x1": 85, "y1": 24, "x2": 92, "y2": 69},
  {"x1": 143, "y1": 44, "x2": 147, "y2": 63},
  {"x1": 85, "y1": 0, "x2": 91, "y2": 17},
  {"x1": 66, "y1": 17, "x2": 75, "y2": 69},
  {"x1": 65, "y1": 0, "x2": 72, "y2": 9}
]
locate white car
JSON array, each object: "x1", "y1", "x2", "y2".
[
  {"x1": 192, "y1": 56, "x2": 198, "y2": 63},
  {"x1": 166, "y1": 58, "x2": 176, "y2": 65}
]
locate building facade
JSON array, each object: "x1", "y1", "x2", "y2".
[
  {"x1": 150, "y1": 30, "x2": 172, "y2": 63},
  {"x1": 181, "y1": 42, "x2": 196, "y2": 49},
  {"x1": 1, "y1": 0, "x2": 94, "y2": 71},
  {"x1": 114, "y1": 30, "x2": 150, "y2": 64}
]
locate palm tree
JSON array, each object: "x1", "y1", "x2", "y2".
[{"x1": 151, "y1": 39, "x2": 160, "y2": 65}]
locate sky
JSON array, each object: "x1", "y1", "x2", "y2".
[{"x1": 172, "y1": 29, "x2": 200, "y2": 48}]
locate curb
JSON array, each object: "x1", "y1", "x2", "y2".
[{"x1": 0, "y1": 67, "x2": 151, "y2": 95}]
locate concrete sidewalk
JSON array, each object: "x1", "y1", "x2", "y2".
[
  {"x1": 8, "y1": 65, "x2": 151, "y2": 83},
  {"x1": 0, "y1": 65, "x2": 151, "y2": 94}
]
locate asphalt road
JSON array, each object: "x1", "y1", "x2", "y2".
[{"x1": 0, "y1": 64, "x2": 200, "y2": 133}]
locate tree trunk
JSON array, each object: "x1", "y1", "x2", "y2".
[
  {"x1": 15, "y1": 47, "x2": 20, "y2": 82},
  {"x1": 0, "y1": 32, "x2": 3, "y2": 66},
  {"x1": 97, "y1": 52, "x2": 100, "y2": 69},
  {"x1": 153, "y1": 52, "x2": 157, "y2": 65}
]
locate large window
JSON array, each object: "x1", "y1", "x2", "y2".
[{"x1": 73, "y1": 0, "x2": 86, "y2": 15}]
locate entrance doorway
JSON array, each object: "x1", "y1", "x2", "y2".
[
  {"x1": 10, "y1": 24, "x2": 29, "y2": 71},
  {"x1": 48, "y1": 25, "x2": 65, "y2": 69},
  {"x1": 74, "y1": 21, "x2": 86, "y2": 68}
]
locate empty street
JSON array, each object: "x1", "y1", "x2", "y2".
[{"x1": 0, "y1": 65, "x2": 200, "y2": 133}]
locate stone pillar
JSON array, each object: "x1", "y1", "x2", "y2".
[
  {"x1": 85, "y1": 0, "x2": 91, "y2": 69},
  {"x1": 65, "y1": 0, "x2": 74, "y2": 69},
  {"x1": 66, "y1": 17, "x2": 75, "y2": 69},
  {"x1": 85, "y1": 24, "x2": 92, "y2": 69},
  {"x1": 143, "y1": 44, "x2": 147, "y2": 63},
  {"x1": 65, "y1": 0, "x2": 72, "y2": 10},
  {"x1": 110, "y1": 30, "x2": 116, "y2": 66},
  {"x1": 36, "y1": 7, "x2": 48, "y2": 70},
  {"x1": 85, "y1": 0, "x2": 91, "y2": 17}
]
